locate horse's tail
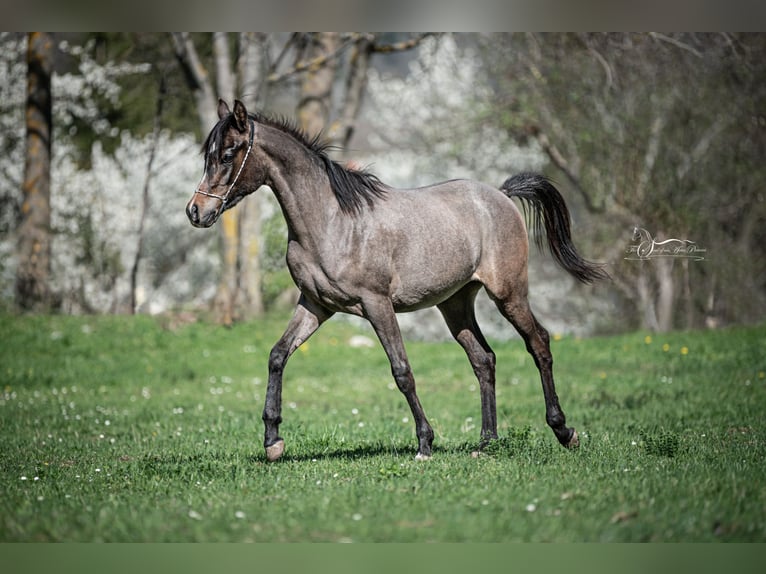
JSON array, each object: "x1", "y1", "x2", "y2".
[{"x1": 500, "y1": 172, "x2": 609, "y2": 284}]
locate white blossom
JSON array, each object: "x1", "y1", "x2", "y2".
[{"x1": 362, "y1": 35, "x2": 545, "y2": 189}]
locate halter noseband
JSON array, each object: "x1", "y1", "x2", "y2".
[{"x1": 196, "y1": 118, "x2": 255, "y2": 207}]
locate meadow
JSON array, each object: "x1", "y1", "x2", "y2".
[{"x1": 1, "y1": 311, "x2": 765, "y2": 542}]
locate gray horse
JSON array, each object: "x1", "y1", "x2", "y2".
[{"x1": 186, "y1": 99, "x2": 607, "y2": 461}]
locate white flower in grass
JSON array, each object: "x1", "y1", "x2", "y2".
[{"x1": 188, "y1": 510, "x2": 202, "y2": 520}]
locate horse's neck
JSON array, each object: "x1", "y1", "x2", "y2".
[{"x1": 260, "y1": 131, "x2": 338, "y2": 247}]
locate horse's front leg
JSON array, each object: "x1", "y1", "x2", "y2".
[
  {"x1": 263, "y1": 295, "x2": 333, "y2": 461},
  {"x1": 364, "y1": 298, "x2": 434, "y2": 459}
]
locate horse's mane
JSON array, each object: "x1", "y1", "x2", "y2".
[{"x1": 203, "y1": 110, "x2": 387, "y2": 215}]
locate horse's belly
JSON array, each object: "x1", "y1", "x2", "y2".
[
  {"x1": 389, "y1": 261, "x2": 477, "y2": 312},
  {"x1": 391, "y1": 286, "x2": 467, "y2": 312}
]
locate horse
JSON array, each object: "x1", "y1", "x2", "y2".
[{"x1": 186, "y1": 99, "x2": 608, "y2": 462}]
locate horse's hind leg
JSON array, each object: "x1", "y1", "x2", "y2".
[
  {"x1": 437, "y1": 284, "x2": 498, "y2": 448},
  {"x1": 490, "y1": 287, "x2": 579, "y2": 449}
]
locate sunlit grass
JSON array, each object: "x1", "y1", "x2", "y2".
[{"x1": 1, "y1": 312, "x2": 765, "y2": 541}]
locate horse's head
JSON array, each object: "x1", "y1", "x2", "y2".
[{"x1": 186, "y1": 99, "x2": 265, "y2": 228}]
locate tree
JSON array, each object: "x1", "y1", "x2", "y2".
[
  {"x1": 0, "y1": 34, "x2": 217, "y2": 314},
  {"x1": 129, "y1": 75, "x2": 165, "y2": 314},
  {"x1": 480, "y1": 33, "x2": 766, "y2": 331},
  {"x1": 172, "y1": 32, "x2": 267, "y2": 324},
  {"x1": 236, "y1": 33, "x2": 268, "y2": 319},
  {"x1": 362, "y1": 33, "x2": 766, "y2": 335},
  {"x1": 16, "y1": 32, "x2": 53, "y2": 311}
]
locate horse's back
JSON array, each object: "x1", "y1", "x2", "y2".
[
  {"x1": 391, "y1": 178, "x2": 527, "y2": 245},
  {"x1": 395, "y1": 178, "x2": 522, "y2": 220}
]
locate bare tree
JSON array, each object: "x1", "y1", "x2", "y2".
[
  {"x1": 16, "y1": 32, "x2": 53, "y2": 311},
  {"x1": 482, "y1": 32, "x2": 766, "y2": 331},
  {"x1": 172, "y1": 32, "x2": 247, "y2": 324},
  {"x1": 130, "y1": 76, "x2": 166, "y2": 314},
  {"x1": 236, "y1": 32, "x2": 268, "y2": 318}
]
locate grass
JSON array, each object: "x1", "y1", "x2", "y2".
[{"x1": 1, "y1": 311, "x2": 765, "y2": 542}]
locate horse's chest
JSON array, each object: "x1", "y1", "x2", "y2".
[{"x1": 286, "y1": 244, "x2": 363, "y2": 315}]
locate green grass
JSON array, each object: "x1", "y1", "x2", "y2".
[{"x1": 1, "y1": 312, "x2": 765, "y2": 541}]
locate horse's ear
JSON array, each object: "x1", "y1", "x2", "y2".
[
  {"x1": 217, "y1": 99, "x2": 230, "y2": 120},
  {"x1": 233, "y1": 100, "x2": 248, "y2": 133}
]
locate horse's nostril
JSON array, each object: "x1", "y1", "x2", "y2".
[{"x1": 187, "y1": 203, "x2": 199, "y2": 224}]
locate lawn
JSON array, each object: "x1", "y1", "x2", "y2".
[{"x1": 1, "y1": 311, "x2": 765, "y2": 542}]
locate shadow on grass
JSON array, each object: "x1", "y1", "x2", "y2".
[
  {"x1": 135, "y1": 429, "x2": 565, "y2": 469},
  {"x1": 270, "y1": 428, "x2": 562, "y2": 463},
  {"x1": 271, "y1": 441, "x2": 475, "y2": 463}
]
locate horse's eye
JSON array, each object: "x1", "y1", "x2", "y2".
[{"x1": 222, "y1": 152, "x2": 234, "y2": 164}]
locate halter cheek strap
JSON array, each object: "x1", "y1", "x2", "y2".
[{"x1": 196, "y1": 118, "x2": 255, "y2": 207}]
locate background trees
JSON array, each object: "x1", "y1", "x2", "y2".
[
  {"x1": 1, "y1": 32, "x2": 763, "y2": 334},
  {"x1": 480, "y1": 33, "x2": 766, "y2": 331},
  {"x1": 362, "y1": 33, "x2": 766, "y2": 334}
]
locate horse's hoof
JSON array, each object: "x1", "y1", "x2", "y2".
[
  {"x1": 566, "y1": 429, "x2": 579, "y2": 449},
  {"x1": 415, "y1": 452, "x2": 431, "y2": 461},
  {"x1": 265, "y1": 439, "x2": 285, "y2": 462}
]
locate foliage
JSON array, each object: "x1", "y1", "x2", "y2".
[
  {"x1": 364, "y1": 35, "x2": 546, "y2": 188},
  {"x1": 1, "y1": 312, "x2": 765, "y2": 541},
  {"x1": 0, "y1": 33, "x2": 202, "y2": 313},
  {"x1": 50, "y1": 131, "x2": 212, "y2": 313},
  {"x1": 0, "y1": 33, "x2": 26, "y2": 238}
]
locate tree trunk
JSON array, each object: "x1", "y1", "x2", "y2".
[
  {"x1": 236, "y1": 32, "x2": 267, "y2": 318},
  {"x1": 297, "y1": 33, "x2": 340, "y2": 137},
  {"x1": 172, "y1": 32, "x2": 244, "y2": 325},
  {"x1": 636, "y1": 269, "x2": 660, "y2": 332},
  {"x1": 655, "y1": 257, "x2": 675, "y2": 333},
  {"x1": 130, "y1": 76, "x2": 165, "y2": 314},
  {"x1": 171, "y1": 33, "x2": 217, "y2": 133},
  {"x1": 16, "y1": 32, "x2": 53, "y2": 311},
  {"x1": 212, "y1": 33, "x2": 239, "y2": 326}
]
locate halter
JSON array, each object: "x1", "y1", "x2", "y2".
[{"x1": 195, "y1": 119, "x2": 255, "y2": 207}]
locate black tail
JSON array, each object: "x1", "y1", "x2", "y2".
[{"x1": 500, "y1": 173, "x2": 608, "y2": 284}]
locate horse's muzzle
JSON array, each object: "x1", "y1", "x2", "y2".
[{"x1": 186, "y1": 199, "x2": 217, "y2": 228}]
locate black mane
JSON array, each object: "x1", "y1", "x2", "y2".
[{"x1": 203, "y1": 110, "x2": 387, "y2": 215}]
